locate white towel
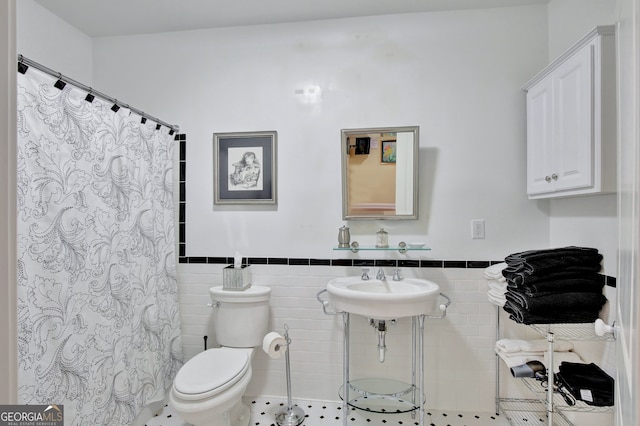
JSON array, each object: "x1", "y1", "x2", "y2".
[
  {"x1": 496, "y1": 351, "x2": 543, "y2": 368},
  {"x1": 484, "y1": 262, "x2": 507, "y2": 281},
  {"x1": 488, "y1": 290, "x2": 506, "y2": 307},
  {"x1": 488, "y1": 280, "x2": 507, "y2": 292},
  {"x1": 496, "y1": 339, "x2": 574, "y2": 354}
]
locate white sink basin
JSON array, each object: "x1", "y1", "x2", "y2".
[{"x1": 326, "y1": 276, "x2": 440, "y2": 319}]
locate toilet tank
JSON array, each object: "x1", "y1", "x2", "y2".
[{"x1": 209, "y1": 286, "x2": 271, "y2": 348}]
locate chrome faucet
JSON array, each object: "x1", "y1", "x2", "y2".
[
  {"x1": 392, "y1": 268, "x2": 402, "y2": 281},
  {"x1": 361, "y1": 268, "x2": 370, "y2": 280},
  {"x1": 376, "y1": 267, "x2": 386, "y2": 280}
]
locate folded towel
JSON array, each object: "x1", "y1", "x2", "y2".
[
  {"x1": 495, "y1": 351, "x2": 543, "y2": 368},
  {"x1": 505, "y1": 253, "x2": 603, "y2": 275},
  {"x1": 495, "y1": 347, "x2": 579, "y2": 370},
  {"x1": 506, "y1": 275, "x2": 605, "y2": 296},
  {"x1": 503, "y1": 300, "x2": 602, "y2": 324},
  {"x1": 484, "y1": 262, "x2": 507, "y2": 281},
  {"x1": 505, "y1": 246, "x2": 599, "y2": 265},
  {"x1": 504, "y1": 247, "x2": 602, "y2": 280},
  {"x1": 503, "y1": 266, "x2": 603, "y2": 287},
  {"x1": 557, "y1": 362, "x2": 614, "y2": 406},
  {"x1": 505, "y1": 291, "x2": 607, "y2": 312},
  {"x1": 488, "y1": 279, "x2": 507, "y2": 291},
  {"x1": 487, "y1": 290, "x2": 506, "y2": 307},
  {"x1": 496, "y1": 338, "x2": 574, "y2": 354},
  {"x1": 487, "y1": 277, "x2": 508, "y2": 307}
]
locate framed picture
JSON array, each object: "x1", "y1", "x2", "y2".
[
  {"x1": 354, "y1": 137, "x2": 371, "y2": 155},
  {"x1": 381, "y1": 140, "x2": 397, "y2": 163},
  {"x1": 213, "y1": 131, "x2": 277, "y2": 205}
]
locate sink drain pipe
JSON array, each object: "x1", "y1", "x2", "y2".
[{"x1": 370, "y1": 319, "x2": 388, "y2": 363}]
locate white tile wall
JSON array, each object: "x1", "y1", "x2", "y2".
[
  {"x1": 176, "y1": 264, "x2": 504, "y2": 412},
  {"x1": 176, "y1": 263, "x2": 615, "y2": 418}
]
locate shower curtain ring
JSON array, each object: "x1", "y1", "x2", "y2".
[{"x1": 85, "y1": 88, "x2": 95, "y2": 103}]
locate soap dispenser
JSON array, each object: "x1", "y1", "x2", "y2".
[
  {"x1": 376, "y1": 228, "x2": 389, "y2": 248},
  {"x1": 338, "y1": 225, "x2": 351, "y2": 248}
]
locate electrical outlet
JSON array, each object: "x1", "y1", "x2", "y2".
[{"x1": 471, "y1": 219, "x2": 485, "y2": 239}]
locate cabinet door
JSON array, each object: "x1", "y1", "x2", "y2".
[
  {"x1": 526, "y1": 77, "x2": 554, "y2": 196},
  {"x1": 552, "y1": 43, "x2": 595, "y2": 192}
]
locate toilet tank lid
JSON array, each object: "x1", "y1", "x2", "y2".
[{"x1": 210, "y1": 285, "x2": 271, "y2": 303}]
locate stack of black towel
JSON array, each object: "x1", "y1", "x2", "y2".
[{"x1": 502, "y1": 246, "x2": 607, "y2": 324}]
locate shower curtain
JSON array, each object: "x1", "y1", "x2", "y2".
[{"x1": 16, "y1": 65, "x2": 183, "y2": 426}]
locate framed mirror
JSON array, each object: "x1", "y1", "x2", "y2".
[{"x1": 341, "y1": 126, "x2": 419, "y2": 220}]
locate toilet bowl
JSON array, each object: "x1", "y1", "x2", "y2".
[
  {"x1": 169, "y1": 285, "x2": 271, "y2": 426},
  {"x1": 170, "y1": 347, "x2": 254, "y2": 426}
]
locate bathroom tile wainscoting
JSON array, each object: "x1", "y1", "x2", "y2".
[{"x1": 175, "y1": 261, "x2": 616, "y2": 418}]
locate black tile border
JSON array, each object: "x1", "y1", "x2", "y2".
[
  {"x1": 178, "y1": 134, "x2": 187, "y2": 265},
  {"x1": 178, "y1": 255, "x2": 516, "y2": 269},
  {"x1": 176, "y1": 253, "x2": 618, "y2": 284},
  {"x1": 605, "y1": 275, "x2": 616, "y2": 288}
]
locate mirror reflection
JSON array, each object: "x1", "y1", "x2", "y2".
[{"x1": 341, "y1": 126, "x2": 419, "y2": 220}]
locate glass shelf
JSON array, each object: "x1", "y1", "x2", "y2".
[
  {"x1": 333, "y1": 244, "x2": 431, "y2": 253},
  {"x1": 338, "y1": 378, "x2": 424, "y2": 413}
]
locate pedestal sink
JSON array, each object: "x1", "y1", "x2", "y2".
[
  {"x1": 325, "y1": 276, "x2": 440, "y2": 319},
  {"x1": 317, "y1": 275, "x2": 449, "y2": 426}
]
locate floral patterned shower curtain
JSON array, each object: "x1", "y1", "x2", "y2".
[{"x1": 16, "y1": 66, "x2": 183, "y2": 426}]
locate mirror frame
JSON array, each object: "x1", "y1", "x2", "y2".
[{"x1": 341, "y1": 126, "x2": 419, "y2": 220}]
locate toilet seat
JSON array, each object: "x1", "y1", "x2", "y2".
[{"x1": 173, "y1": 348, "x2": 250, "y2": 401}]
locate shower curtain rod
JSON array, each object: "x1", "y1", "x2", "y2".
[{"x1": 18, "y1": 54, "x2": 180, "y2": 133}]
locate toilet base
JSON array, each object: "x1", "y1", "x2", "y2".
[
  {"x1": 172, "y1": 399, "x2": 250, "y2": 426},
  {"x1": 229, "y1": 401, "x2": 251, "y2": 426},
  {"x1": 169, "y1": 363, "x2": 253, "y2": 426},
  {"x1": 198, "y1": 400, "x2": 250, "y2": 426}
]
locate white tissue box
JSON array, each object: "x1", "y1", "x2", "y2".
[{"x1": 223, "y1": 265, "x2": 252, "y2": 290}]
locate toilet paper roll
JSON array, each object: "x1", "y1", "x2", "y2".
[{"x1": 262, "y1": 332, "x2": 287, "y2": 359}]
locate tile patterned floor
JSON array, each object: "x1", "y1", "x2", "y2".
[{"x1": 146, "y1": 397, "x2": 511, "y2": 426}]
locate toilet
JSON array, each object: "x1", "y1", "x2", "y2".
[{"x1": 170, "y1": 285, "x2": 271, "y2": 426}]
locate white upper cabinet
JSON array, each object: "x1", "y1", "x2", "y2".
[{"x1": 522, "y1": 26, "x2": 616, "y2": 199}]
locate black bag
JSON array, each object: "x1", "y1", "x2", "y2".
[{"x1": 556, "y1": 362, "x2": 614, "y2": 407}]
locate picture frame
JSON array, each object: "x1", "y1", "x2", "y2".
[
  {"x1": 354, "y1": 137, "x2": 371, "y2": 155},
  {"x1": 381, "y1": 140, "x2": 397, "y2": 163},
  {"x1": 213, "y1": 131, "x2": 277, "y2": 205}
]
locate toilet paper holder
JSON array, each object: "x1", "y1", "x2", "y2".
[{"x1": 269, "y1": 324, "x2": 305, "y2": 426}]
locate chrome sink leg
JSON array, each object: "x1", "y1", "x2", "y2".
[
  {"x1": 418, "y1": 314, "x2": 425, "y2": 426},
  {"x1": 411, "y1": 317, "x2": 417, "y2": 420},
  {"x1": 343, "y1": 312, "x2": 350, "y2": 426}
]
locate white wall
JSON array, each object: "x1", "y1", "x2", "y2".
[
  {"x1": 547, "y1": 0, "x2": 618, "y2": 60},
  {"x1": 91, "y1": 6, "x2": 551, "y2": 262},
  {"x1": 16, "y1": 0, "x2": 92, "y2": 84},
  {"x1": 0, "y1": 0, "x2": 17, "y2": 405}
]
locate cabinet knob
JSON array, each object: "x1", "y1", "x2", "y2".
[
  {"x1": 551, "y1": 173, "x2": 558, "y2": 181},
  {"x1": 545, "y1": 175, "x2": 552, "y2": 182}
]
